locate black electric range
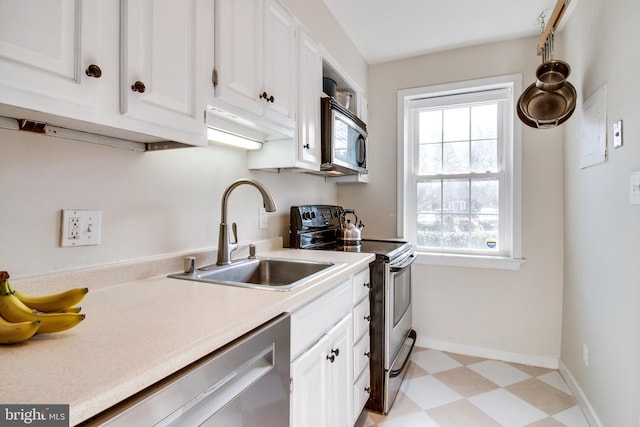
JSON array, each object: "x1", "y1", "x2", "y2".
[{"x1": 289, "y1": 204, "x2": 411, "y2": 261}]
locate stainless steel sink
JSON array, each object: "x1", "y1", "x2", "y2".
[{"x1": 169, "y1": 257, "x2": 345, "y2": 291}]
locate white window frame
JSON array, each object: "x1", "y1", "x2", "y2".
[{"x1": 397, "y1": 74, "x2": 524, "y2": 270}]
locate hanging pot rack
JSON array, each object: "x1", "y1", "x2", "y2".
[
  {"x1": 517, "y1": 0, "x2": 576, "y2": 129},
  {"x1": 537, "y1": 0, "x2": 572, "y2": 55}
]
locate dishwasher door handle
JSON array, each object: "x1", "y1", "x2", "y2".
[{"x1": 157, "y1": 345, "x2": 275, "y2": 427}]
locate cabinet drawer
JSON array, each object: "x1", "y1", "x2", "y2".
[
  {"x1": 353, "y1": 334, "x2": 370, "y2": 379},
  {"x1": 353, "y1": 367, "x2": 371, "y2": 421},
  {"x1": 352, "y1": 268, "x2": 371, "y2": 304},
  {"x1": 291, "y1": 279, "x2": 351, "y2": 359},
  {"x1": 352, "y1": 297, "x2": 370, "y2": 342}
]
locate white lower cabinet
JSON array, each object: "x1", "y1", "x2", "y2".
[
  {"x1": 290, "y1": 314, "x2": 351, "y2": 427},
  {"x1": 290, "y1": 267, "x2": 371, "y2": 427}
]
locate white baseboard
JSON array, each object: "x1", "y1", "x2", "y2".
[
  {"x1": 418, "y1": 337, "x2": 559, "y2": 369},
  {"x1": 558, "y1": 360, "x2": 604, "y2": 427}
]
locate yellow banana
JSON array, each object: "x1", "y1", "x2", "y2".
[
  {"x1": 0, "y1": 273, "x2": 85, "y2": 333},
  {"x1": 0, "y1": 315, "x2": 40, "y2": 344},
  {"x1": 9, "y1": 285, "x2": 88, "y2": 313}
]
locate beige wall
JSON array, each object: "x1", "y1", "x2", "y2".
[
  {"x1": 341, "y1": 37, "x2": 565, "y2": 364},
  {"x1": 0, "y1": 0, "x2": 368, "y2": 279},
  {"x1": 561, "y1": 0, "x2": 640, "y2": 425}
]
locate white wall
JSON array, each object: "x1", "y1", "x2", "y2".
[
  {"x1": 560, "y1": 0, "x2": 640, "y2": 425},
  {"x1": 342, "y1": 37, "x2": 565, "y2": 364},
  {"x1": 0, "y1": 128, "x2": 337, "y2": 278}
]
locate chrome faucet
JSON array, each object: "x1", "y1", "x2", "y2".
[{"x1": 217, "y1": 179, "x2": 277, "y2": 265}]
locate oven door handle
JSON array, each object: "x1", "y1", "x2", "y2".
[
  {"x1": 390, "y1": 253, "x2": 415, "y2": 272},
  {"x1": 389, "y1": 329, "x2": 417, "y2": 378}
]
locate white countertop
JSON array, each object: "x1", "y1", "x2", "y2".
[{"x1": 0, "y1": 245, "x2": 374, "y2": 425}]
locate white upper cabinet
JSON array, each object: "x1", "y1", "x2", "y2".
[
  {"x1": 213, "y1": 0, "x2": 296, "y2": 133},
  {"x1": 120, "y1": 0, "x2": 209, "y2": 145},
  {"x1": 246, "y1": 25, "x2": 322, "y2": 172},
  {"x1": 262, "y1": 0, "x2": 297, "y2": 127},
  {"x1": 0, "y1": 0, "x2": 210, "y2": 147},
  {"x1": 0, "y1": 0, "x2": 100, "y2": 113},
  {"x1": 296, "y1": 27, "x2": 322, "y2": 168}
]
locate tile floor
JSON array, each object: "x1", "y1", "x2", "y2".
[{"x1": 355, "y1": 347, "x2": 590, "y2": 427}]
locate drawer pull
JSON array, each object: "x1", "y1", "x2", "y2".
[
  {"x1": 364, "y1": 282, "x2": 371, "y2": 289},
  {"x1": 364, "y1": 351, "x2": 370, "y2": 358},
  {"x1": 331, "y1": 348, "x2": 340, "y2": 357},
  {"x1": 326, "y1": 354, "x2": 335, "y2": 363},
  {"x1": 364, "y1": 386, "x2": 371, "y2": 393},
  {"x1": 364, "y1": 315, "x2": 371, "y2": 322}
]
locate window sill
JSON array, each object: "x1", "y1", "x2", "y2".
[{"x1": 414, "y1": 252, "x2": 525, "y2": 271}]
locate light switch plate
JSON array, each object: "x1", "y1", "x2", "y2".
[
  {"x1": 60, "y1": 209, "x2": 102, "y2": 247},
  {"x1": 630, "y1": 172, "x2": 640, "y2": 205},
  {"x1": 613, "y1": 120, "x2": 623, "y2": 148}
]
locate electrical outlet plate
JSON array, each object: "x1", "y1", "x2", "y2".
[
  {"x1": 259, "y1": 207, "x2": 268, "y2": 229},
  {"x1": 60, "y1": 209, "x2": 101, "y2": 247}
]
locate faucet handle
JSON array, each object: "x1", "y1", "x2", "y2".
[
  {"x1": 231, "y1": 222, "x2": 238, "y2": 244},
  {"x1": 248, "y1": 244, "x2": 256, "y2": 259}
]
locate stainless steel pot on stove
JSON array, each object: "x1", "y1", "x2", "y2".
[{"x1": 338, "y1": 209, "x2": 364, "y2": 246}]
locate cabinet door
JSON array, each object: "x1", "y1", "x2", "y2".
[
  {"x1": 262, "y1": 0, "x2": 296, "y2": 128},
  {"x1": 324, "y1": 314, "x2": 352, "y2": 427},
  {"x1": 291, "y1": 313, "x2": 352, "y2": 427},
  {"x1": 296, "y1": 28, "x2": 322, "y2": 168},
  {"x1": 0, "y1": 0, "x2": 99, "y2": 112},
  {"x1": 290, "y1": 334, "x2": 329, "y2": 427},
  {"x1": 214, "y1": 0, "x2": 264, "y2": 116},
  {"x1": 120, "y1": 0, "x2": 207, "y2": 143}
]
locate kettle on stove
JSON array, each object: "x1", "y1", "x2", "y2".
[{"x1": 338, "y1": 209, "x2": 364, "y2": 246}]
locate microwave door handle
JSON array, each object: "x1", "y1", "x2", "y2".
[{"x1": 357, "y1": 136, "x2": 367, "y2": 167}]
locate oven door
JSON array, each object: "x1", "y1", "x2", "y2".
[{"x1": 383, "y1": 252, "x2": 417, "y2": 413}]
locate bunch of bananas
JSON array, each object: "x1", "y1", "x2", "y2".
[{"x1": 0, "y1": 271, "x2": 87, "y2": 344}]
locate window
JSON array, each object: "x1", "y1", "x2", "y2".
[{"x1": 397, "y1": 75, "x2": 523, "y2": 270}]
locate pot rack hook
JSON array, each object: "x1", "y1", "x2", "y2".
[
  {"x1": 538, "y1": 11, "x2": 546, "y2": 33},
  {"x1": 537, "y1": 0, "x2": 572, "y2": 53}
]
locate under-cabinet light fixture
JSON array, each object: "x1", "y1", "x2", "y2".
[{"x1": 207, "y1": 127, "x2": 263, "y2": 151}]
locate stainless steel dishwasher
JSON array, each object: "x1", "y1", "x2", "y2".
[{"x1": 83, "y1": 313, "x2": 290, "y2": 427}]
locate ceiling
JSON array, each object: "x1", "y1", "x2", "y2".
[{"x1": 322, "y1": 0, "x2": 569, "y2": 64}]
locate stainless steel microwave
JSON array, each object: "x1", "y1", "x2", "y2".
[{"x1": 321, "y1": 97, "x2": 368, "y2": 175}]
